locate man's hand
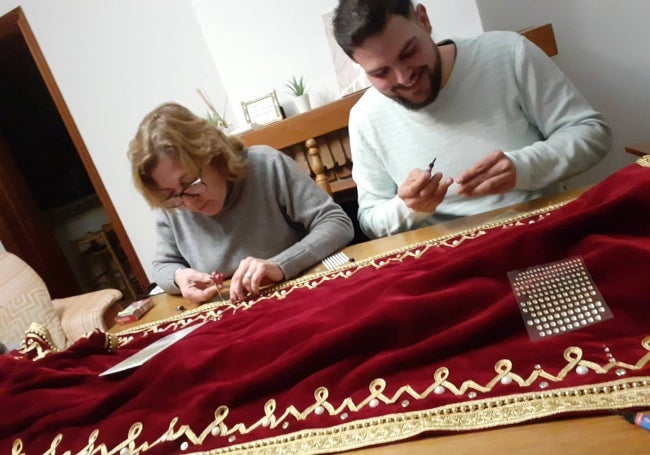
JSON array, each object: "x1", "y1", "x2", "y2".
[
  {"x1": 229, "y1": 257, "x2": 284, "y2": 302},
  {"x1": 397, "y1": 168, "x2": 453, "y2": 213},
  {"x1": 175, "y1": 268, "x2": 222, "y2": 304},
  {"x1": 455, "y1": 150, "x2": 516, "y2": 196}
]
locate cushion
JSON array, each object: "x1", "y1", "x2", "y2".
[{"x1": 0, "y1": 253, "x2": 67, "y2": 351}]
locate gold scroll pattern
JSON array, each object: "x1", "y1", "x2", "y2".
[{"x1": 12, "y1": 337, "x2": 650, "y2": 455}]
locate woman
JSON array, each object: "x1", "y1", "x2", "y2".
[{"x1": 128, "y1": 102, "x2": 354, "y2": 303}]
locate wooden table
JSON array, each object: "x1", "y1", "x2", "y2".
[
  {"x1": 109, "y1": 187, "x2": 650, "y2": 453},
  {"x1": 625, "y1": 143, "x2": 650, "y2": 157}
]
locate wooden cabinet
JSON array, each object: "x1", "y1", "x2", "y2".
[{"x1": 239, "y1": 90, "x2": 364, "y2": 198}]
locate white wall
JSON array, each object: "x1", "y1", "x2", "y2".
[
  {"x1": 6, "y1": 0, "x2": 644, "y2": 280},
  {"x1": 475, "y1": 0, "x2": 648, "y2": 188},
  {"x1": 0, "y1": 0, "x2": 230, "y2": 279},
  {"x1": 192, "y1": 0, "x2": 483, "y2": 128}
]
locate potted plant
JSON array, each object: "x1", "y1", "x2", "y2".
[
  {"x1": 285, "y1": 75, "x2": 311, "y2": 113},
  {"x1": 197, "y1": 88, "x2": 229, "y2": 129}
]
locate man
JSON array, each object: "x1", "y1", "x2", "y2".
[{"x1": 333, "y1": 0, "x2": 611, "y2": 239}]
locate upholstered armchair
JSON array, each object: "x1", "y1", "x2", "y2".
[{"x1": 0, "y1": 251, "x2": 122, "y2": 353}]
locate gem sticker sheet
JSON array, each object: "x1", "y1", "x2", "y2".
[{"x1": 508, "y1": 257, "x2": 613, "y2": 341}]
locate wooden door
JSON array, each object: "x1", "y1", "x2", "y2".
[
  {"x1": 0, "y1": 7, "x2": 148, "y2": 297},
  {"x1": 0, "y1": 133, "x2": 81, "y2": 297}
]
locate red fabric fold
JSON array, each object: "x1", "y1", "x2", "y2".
[{"x1": 2, "y1": 163, "x2": 650, "y2": 454}]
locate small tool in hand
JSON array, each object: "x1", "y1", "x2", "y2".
[{"x1": 426, "y1": 157, "x2": 437, "y2": 173}]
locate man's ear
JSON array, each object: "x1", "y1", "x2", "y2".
[{"x1": 413, "y1": 3, "x2": 433, "y2": 35}]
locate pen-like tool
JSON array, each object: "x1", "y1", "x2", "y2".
[
  {"x1": 622, "y1": 411, "x2": 650, "y2": 431},
  {"x1": 426, "y1": 157, "x2": 437, "y2": 173}
]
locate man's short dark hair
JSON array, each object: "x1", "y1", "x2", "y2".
[{"x1": 333, "y1": 0, "x2": 414, "y2": 57}]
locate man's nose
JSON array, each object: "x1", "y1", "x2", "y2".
[{"x1": 394, "y1": 66, "x2": 415, "y2": 87}]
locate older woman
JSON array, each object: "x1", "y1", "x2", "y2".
[{"x1": 129, "y1": 102, "x2": 354, "y2": 303}]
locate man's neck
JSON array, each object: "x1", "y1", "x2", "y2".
[{"x1": 439, "y1": 41, "x2": 457, "y2": 89}]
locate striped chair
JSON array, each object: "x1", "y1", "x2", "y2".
[{"x1": 0, "y1": 251, "x2": 122, "y2": 353}]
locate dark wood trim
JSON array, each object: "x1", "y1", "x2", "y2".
[
  {"x1": 519, "y1": 23, "x2": 558, "y2": 57},
  {"x1": 4, "y1": 7, "x2": 148, "y2": 291},
  {"x1": 624, "y1": 143, "x2": 650, "y2": 157}
]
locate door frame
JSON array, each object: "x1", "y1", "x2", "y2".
[{"x1": 0, "y1": 7, "x2": 148, "y2": 292}]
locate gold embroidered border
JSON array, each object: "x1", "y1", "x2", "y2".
[
  {"x1": 116, "y1": 202, "x2": 568, "y2": 340},
  {"x1": 196, "y1": 378, "x2": 650, "y2": 455},
  {"x1": 636, "y1": 155, "x2": 650, "y2": 168},
  {"x1": 15, "y1": 337, "x2": 649, "y2": 455}
]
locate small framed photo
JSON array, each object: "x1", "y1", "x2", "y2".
[{"x1": 241, "y1": 91, "x2": 283, "y2": 126}]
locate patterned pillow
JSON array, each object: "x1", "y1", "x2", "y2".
[{"x1": 0, "y1": 253, "x2": 67, "y2": 351}]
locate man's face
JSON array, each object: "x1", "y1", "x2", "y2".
[{"x1": 352, "y1": 12, "x2": 442, "y2": 110}]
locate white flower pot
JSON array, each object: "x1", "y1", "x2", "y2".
[{"x1": 294, "y1": 94, "x2": 311, "y2": 114}]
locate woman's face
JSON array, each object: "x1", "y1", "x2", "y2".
[{"x1": 150, "y1": 154, "x2": 228, "y2": 216}]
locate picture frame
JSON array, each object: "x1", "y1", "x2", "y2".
[{"x1": 241, "y1": 91, "x2": 283, "y2": 126}]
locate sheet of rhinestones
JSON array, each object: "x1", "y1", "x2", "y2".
[{"x1": 507, "y1": 256, "x2": 613, "y2": 341}]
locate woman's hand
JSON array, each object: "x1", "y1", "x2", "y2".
[
  {"x1": 175, "y1": 267, "x2": 223, "y2": 304},
  {"x1": 229, "y1": 257, "x2": 284, "y2": 302}
]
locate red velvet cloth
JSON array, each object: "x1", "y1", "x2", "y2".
[{"x1": 2, "y1": 163, "x2": 650, "y2": 454}]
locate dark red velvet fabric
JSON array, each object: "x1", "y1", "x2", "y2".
[{"x1": 2, "y1": 163, "x2": 650, "y2": 454}]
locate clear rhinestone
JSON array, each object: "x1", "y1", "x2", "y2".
[
  {"x1": 401, "y1": 400, "x2": 410, "y2": 407},
  {"x1": 282, "y1": 422, "x2": 289, "y2": 429},
  {"x1": 615, "y1": 368, "x2": 627, "y2": 377},
  {"x1": 468, "y1": 391, "x2": 477, "y2": 399},
  {"x1": 340, "y1": 412, "x2": 348, "y2": 420},
  {"x1": 180, "y1": 441, "x2": 189, "y2": 451},
  {"x1": 228, "y1": 436, "x2": 236, "y2": 443},
  {"x1": 539, "y1": 381, "x2": 549, "y2": 389}
]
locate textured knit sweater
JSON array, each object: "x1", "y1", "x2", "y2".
[
  {"x1": 153, "y1": 146, "x2": 354, "y2": 293},
  {"x1": 349, "y1": 31, "x2": 611, "y2": 239}
]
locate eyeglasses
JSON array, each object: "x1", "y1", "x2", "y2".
[{"x1": 162, "y1": 176, "x2": 208, "y2": 208}]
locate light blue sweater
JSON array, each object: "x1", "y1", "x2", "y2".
[{"x1": 349, "y1": 31, "x2": 611, "y2": 239}]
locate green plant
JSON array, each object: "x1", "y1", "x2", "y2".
[
  {"x1": 285, "y1": 76, "x2": 307, "y2": 97},
  {"x1": 197, "y1": 88, "x2": 229, "y2": 129}
]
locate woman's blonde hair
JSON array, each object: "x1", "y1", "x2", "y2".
[{"x1": 128, "y1": 102, "x2": 247, "y2": 208}]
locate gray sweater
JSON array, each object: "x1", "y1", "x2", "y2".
[{"x1": 153, "y1": 145, "x2": 354, "y2": 293}]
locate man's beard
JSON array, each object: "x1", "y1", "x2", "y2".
[{"x1": 393, "y1": 46, "x2": 442, "y2": 110}]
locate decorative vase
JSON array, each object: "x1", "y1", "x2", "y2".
[{"x1": 294, "y1": 94, "x2": 311, "y2": 114}]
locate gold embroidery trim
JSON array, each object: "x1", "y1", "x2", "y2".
[
  {"x1": 636, "y1": 154, "x2": 650, "y2": 168},
  {"x1": 14, "y1": 337, "x2": 650, "y2": 454},
  {"x1": 17, "y1": 322, "x2": 59, "y2": 360},
  {"x1": 116, "y1": 203, "x2": 566, "y2": 340}
]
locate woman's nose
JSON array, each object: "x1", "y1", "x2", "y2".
[{"x1": 184, "y1": 196, "x2": 203, "y2": 211}]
